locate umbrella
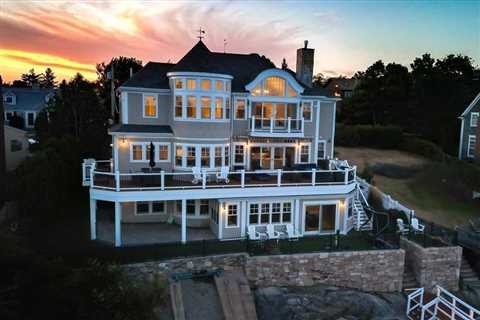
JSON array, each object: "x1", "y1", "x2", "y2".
[{"x1": 149, "y1": 142, "x2": 155, "y2": 168}]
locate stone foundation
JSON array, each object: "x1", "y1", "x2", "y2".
[{"x1": 400, "y1": 238, "x2": 462, "y2": 292}]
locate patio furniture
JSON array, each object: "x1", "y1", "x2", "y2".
[
  {"x1": 192, "y1": 167, "x2": 202, "y2": 184},
  {"x1": 411, "y1": 218, "x2": 425, "y2": 233},
  {"x1": 216, "y1": 166, "x2": 230, "y2": 183},
  {"x1": 274, "y1": 224, "x2": 288, "y2": 239},
  {"x1": 248, "y1": 225, "x2": 268, "y2": 240},
  {"x1": 286, "y1": 224, "x2": 299, "y2": 240},
  {"x1": 151, "y1": 167, "x2": 162, "y2": 173},
  {"x1": 141, "y1": 167, "x2": 151, "y2": 173},
  {"x1": 397, "y1": 218, "x2": 409, "y2": 235},
  {"x1": 266, "y1": 224, "x2": 280, "y2": 239}
]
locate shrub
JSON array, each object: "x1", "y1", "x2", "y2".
[
  {"x1": 400, "y1": 137, "x2": 445, "y2": 161},
  {"x1": 336, "y1": 125, "x2": 403, "y2": 149}
]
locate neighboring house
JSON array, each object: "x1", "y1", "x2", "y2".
[
  {"x1": 4, "y1": 125, "x2": 30, "y2": 171},
  {"x1": 458, "y1": 92, "x2": 480, "y2": 160},
  {"x1": 82, "y1": 40, "x2": 364, "y2": 247},
  {"x1": 323, "y1": 78, "x2": 357, "y2": 113},
  {"x1": 3, "y1": 87, "x2": 55, "y2": 129}
]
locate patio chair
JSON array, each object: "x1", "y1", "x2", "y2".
[
  {"x1": 410, "y1": 218, "x2": 425, "y2": 233},
  {"x1": 248, "y1": 226, "x2": 259, "y2": 240},
  {"x1": 274, "y1": 224, "x2": 288, "y2": 239},
  {"x1": 255, "y1": 226, "x2": 268, "y2": 240},
  {"x1": 216, "y1": 166, "x2": 230, "y2": 183},
  {"x1": 397, "y1": 218, "x2": 409, "y2": 235},
  {"x1": 286, "y1": 224, "x2": 299, "y2": 240},
  {"x1": 266, "y1": 224, "x2": 280, "y2": 239},
  {"x1": 192, "y1": 167, "x2": 202, "y2": 184}
]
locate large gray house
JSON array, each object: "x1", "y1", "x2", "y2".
[
  {"x1": 82, "y1": 40, "x2": 367, "y2": 247},
  {"x1": 458, "y1": 92, "x2": 480, "y2": 160}
]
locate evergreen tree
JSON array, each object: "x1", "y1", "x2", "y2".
[
  {"x1": 21, "y1": 68, "x2": 41, "y2": 87},
  {"x1": 40, "y1": 68, "x2": 57, "y2": 88}
]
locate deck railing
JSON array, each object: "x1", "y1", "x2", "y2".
[
  {"x1": 249, "y1": 116, "x2": 304, "y2": 135},
  {"x1": 83, "y1": 162, "x2": 357, "y2": 192}
]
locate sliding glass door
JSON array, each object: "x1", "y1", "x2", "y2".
[{"x1": 304, "y1": 204, "x2": 337, "y2": 234}]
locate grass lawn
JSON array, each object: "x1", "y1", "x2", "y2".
[{"x1": 336, "y1": 147, "x2": 480, "y2": 228}]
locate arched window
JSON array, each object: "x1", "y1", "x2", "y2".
[{"x1": 251, "y1": 76, "x2": 299, "y2": 97}]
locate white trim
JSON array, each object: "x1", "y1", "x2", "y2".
[
  {"x1": 121, "y1": 91, "x2": 128, "y2": 124},
  {"x1": 174, "y1": 142, "x2": 229, "y2": 170},
  {"x1": 459, "y1": 117, "x2": 465, "y2": 159},
  {"x1": 134, "y1": 201, "x2": 166, "y2": 216},
  {"x1": 224, "y1": 202, "x2": 240, "y2": 228},
  {"x1": 317, "y1": 140, "x2": 327, "y2": 161},
  {"x1": 302, "y1": 200, "x2": 339, "y2": 235},
  {"x1": 25, "y1": 111, "x2": 36, "y2": 128},
  {"x1": 129, "y1": 142, "x2": 171, "y2": 163},
  {"x1": 109, "y1": 132, "x2": 173, "y2": 138},
  {"x1": 114, "y1": 202, "x2": 122, "y2": 247},
  {"x1": 301, "y1": 101, "x2": 313, "y2": 122},
  {"x1": 233, "y1": 143, "x2": 246, "y2": 166},
  {"x1": 142, "y1": 93, "x2": 158, "y2": 118},
  {"x1": 118, "y1": 86, "x2": 171, "y2": 94},
  {"x1": 167, "y1": 71, "x2": 233, "y2": 80},
  {"x1": 245, "y1": 68, "x2": 304, "y2": 94},
  {"x1": 314, "y1": 103, "x2": 320, "y2": 159},
  {"x1": 234, "y1": 97, "x2": 247, "y2": 120},
  {"x1": 331, "y1": 101, "x2": 336, "y2": 158},
  {"x1": 467, "y1": 134, "x2": 476, "y2": 158},
  {"x1": 460, "y1": 92, "x2": 480, "y2": 117},
  {"x1": 90, "y1": 199, "x2": 96, "y2": 240},
  {"x1": 471, "y1": 112, "x2": 479, "y2": 127},
  {"x1": 113, "y1": 136, "x2": 119, "y2": 171},
  {"x1": 174, "y1": 137, "x2": 229, "y2": 141},
  {"x1": 247, "y1": 200, "x2": 293, "y2": 226},
  {"x1": 298, "y1": 143, "x2": 311, "y2": 164}
]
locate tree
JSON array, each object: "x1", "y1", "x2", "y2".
[
  {"x1": 96, "y1": 57, "x2": 143, "y2": 121},
  {"x1": 21, "y1": 68, "x2": 41, "y2": 87},
  {"x1": 9, "y1": 112, "x2": 25, "y2": 129},
  {"x1": 312, "y1": 73, "x2": 326, "y2": 88},
  {"x1": 0, "y1": 76, "x2": 5, "y2": 208},
  {"x1": 40, "y1": 67, "x2": 57, "y2": 88}
]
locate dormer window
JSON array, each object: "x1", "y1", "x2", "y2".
[
  {"x1": 265, "y1": 76, "x2": 285, "y2": 96},
  {"x1": 143, "y1": 94, "x2": 157, "y2": 118}
]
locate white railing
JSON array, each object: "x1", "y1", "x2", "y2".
[
  {"x1": 85, "y1": 164, "x2": 357, "y2": 192},
  {"x1": 249, "y1": 116, "x2": 304, "y2": 135},
  {"x1": 406, "y1": 287, "x2": 424, "y2": 319}
]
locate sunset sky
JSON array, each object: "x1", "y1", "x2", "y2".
[{"x1": 0, "y1": 1, "x2": 479, "y2": 83}]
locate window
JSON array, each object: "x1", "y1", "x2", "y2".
[
  {"x1": 249, "y1": 204, "x2": 259, "y2": 225},
  {"x1": 300, "y1": 145, "x2": 309, "y2": 163},
  {"x1": 158, "y1": 145, "x2": 169, "y2": 161},
  {"x1": 176, "y1": 145, "x2": 183, "y2": 166},
  {"x1": 344, "y1": 91, "x2": 353, "y2": 98},
  {"x1": 187, "y1": 146, "x2": 196, "y2": 166},
  {"x1": 271, "y1": 203, "x2": 281, "y2": 223},
  {"x1": 235, "y1": 99, "x2": 246, "y2": 120},
  {"x1": 471, "y1": 112, "x2": 479, "y2": 127},
  {"x1": 282, "y1": 203, "x2": 291, "y2": 223},
  {"x1": 287, "y1": 84, "x2": 297, "y2": 97},
  {"x1": 26, "y1": 112, "x2": 35, "y2": 127},
  {"x1": 136, "y1": 202, "x2": 150, "y2": 215},
  {"x1": 175, "y1": 79, "x2": 183, "y2": 89},
  {"x1": 264, "y1": 76, "x2": 286, "y2": 96},
  {"x1": 215, "y1": 146, "x2": 222, "y2": 167},
  {"x1": 175, "y1": 96, "x2": 183, "y2": 118},
  {"x1": 317, "y1": 141, "x2": 326, "y2": 161},
  {"x1": 187, "y1": 96, "x2": 196, "y2": 119},
  {"x1": 260, "y1": 203, "x2": 270, "y2": 224},
  {"x1": 252, "y1": 84, "x2": 262, "y2": 96},
  {"x1": 187, "y1": 200, "x2": 196, "y2": 215},
  {"x1": 10, "y1": 139, "x2": 22, "y2": 152},
  {"x1": 132, "y1": 144, "x2": 143, "y2": 161},
  {"x1": 215, "y1": 80, "x2": 224, "y2": 91},
  {"x1": 201, "y1": 146, "x2": 210, "y2": 168},
  {"x1": 215, "y1": 97, "x2": 223, "y2": 119},
  {"x1": 201, "y1": 79, "x2": 211, "y2": 90},
  {"x1": 187, "y1": 79, "x2": 196, "y2": 90},
  {"x1": 226, "y1": 81, "x2": 231, "y2": 92},
  {"x1": 347, "y1": 200, "x2": 354, "y2": 218},
  {"x1": 467, "y1": 135, "x2": 476, "y2": 158},
  {"x1": 5, "y1": 112, "x2": 13, "y2": 122},
  {"x1": 211, "y1": 204, "x2": 219, "y2": 224},
  {"x1": 302, "y1": 102, "x2": 312, "y2": 121},
  {"x1": 146, "y1": 144, "x2": 152, "y2": 161},
  {"x1": 136, "y1": 201, "x2": 165, "y2": 215},
  {"x1": 225, "y1": 98, "x2": 231, "y2": 119},
  {"x1": 152, "y1": 201, "x2": 165, "y2": 213},
  {"x1": 224, "y1": 145, "x2": 229, "y2": 166},
  {"x1": 201, "y1": 97, "x2": 211, "y2": 119},
  {"x1": 200, "y1": 200, "x2": 209, "y2": 215},
  {"x1": 143, "y1": 95, "x2": 157, "y2": 118},
  {"x1": 234, "y1": 145, "x2": 244, "y2": 165},
  {"x1": 176, "y1": 200, "x2": 182, "y2": 213},
  {"x1": 226, "y1": 204, "x2": 238, "y2": 227}
]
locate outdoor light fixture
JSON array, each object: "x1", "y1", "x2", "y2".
[{"x1": 121, "y1": 136, "x2": 127, "y2": 144}]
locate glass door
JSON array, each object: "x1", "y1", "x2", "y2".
[
  {"x1": 320, "y1": 205, "x2": 336, "y2": 233},
  {"x1": 304, "y1": 205, "x2": 320, "y2": 232},
  {"x1": 304, "y1": 204, "x2": 337, "y2": 234}
]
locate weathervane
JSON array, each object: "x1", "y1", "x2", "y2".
[
  {"x1": 223, "y1": 39, "x2": 228, "y2": 53},
  {"x1": 197, "y1": 27, "x2": 206, "y2": 40}
]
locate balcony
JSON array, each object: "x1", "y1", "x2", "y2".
[
  {"x1": 82, "y1": 160, "x2": 357, "y2": 192},
  {"x1": 249, "y1": 116, "x2": 304, "y2": 137}
]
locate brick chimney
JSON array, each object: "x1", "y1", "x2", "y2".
[{"x1": 296, "y1": 40, "x2": 314, "y2": 87}]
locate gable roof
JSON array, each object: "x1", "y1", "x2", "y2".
[
  {"x1": 460, "y1": 92, "x2": 480, "y2": 118},
  {"x1": 2, "y1": 87, "x2": 55, "y2": 111}
]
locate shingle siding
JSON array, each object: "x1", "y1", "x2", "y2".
[{"x1": 459, "y1": 98, "x2": 480, "y2": 160}]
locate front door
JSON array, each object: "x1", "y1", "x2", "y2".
[{"x1": 304, "y1": 204, "x2": 337, "y2": 234}]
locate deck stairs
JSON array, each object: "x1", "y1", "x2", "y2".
[
  {"x1": 403, "y1": 267, "x2": 419, "y2": 291},
  {"x1": 461, "y1": 257, "x2": 480, "y2": 290}
]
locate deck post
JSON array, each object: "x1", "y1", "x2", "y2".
[
  {"x1": 277, "y1": 169, "x2": 282, "y2": 186},
  {"x1": 287, "y1": 117, "x2": 291, "y2": 132},
  {"x1": 240, "y1": 201, "x2": 247, "y2": 238},
  {"x1": 344, "y1": 168, "x2": 348, "y2": 185},
  {"x1": 115, "y1": 170, "x2": 120, "y2": 191},
  {"x1": 251, "y1": 116, "x2": 255, "y2": 133},
  {"x1": 202, "y1": 169, "x2": 206, "y2": 189},
  {"x1": 161, "y1": 170, "x2": 165, "y2": 190},
  {"x1": 90, "y1": 163, "x2": 95, "y2": 187},
  {"x1": 181, "y1": 199, "x2": 187, "y2": 244},
  {"x1": 311, "y1": 168, "x2": 316, "y2": 186},
  {"x1": 90, "y1": 198, "x2": 96, "y2": 240},
  {"x1": 114, "y1": 201, "x2": 122, "y2": 247},
  {"x1": 241, "y1": 169, "x2": 245, "y2": 187}
]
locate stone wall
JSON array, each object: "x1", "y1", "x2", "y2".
[
  {"x1": 400, "y1": 238, "x2": 462, "y2": 292},
  {"x1": 123, "y1": 250, "x2": 405, "y2": 293},
  {"x1": 245, "y1": 250, "x2": 405, "y2": 292}
]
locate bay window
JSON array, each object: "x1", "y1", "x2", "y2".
[
  {"x1": 215, "y1": 146, "x2": 222, "y2": 167},
  {"x1": 215, "y1": 97, "x2": 223, "y2": 119},
  {"x1": 174, "y1": 144, "x2": 230, "y2": 169},
  {"x1": 225, "y1": 98, "x2": 231, "y2": 119},
  {"x1": 158, "y1": 145, "x2": 169, "y2": 161},
  {"x1": 187, "y1": 96, "x2": 196, "y2": 119},
  {"x1": 132, "y1": 144, "x2": 143, "y2": 161},
  {"x1": 176, "y1": 145, "x2": 183, "y2": 166},
  {"x1": 187, "y1": 146, "x2": 196, "y2": 166},
  {"x1": 201, "y1": 96, "x2": 211, "y2": 119},
  {"x1": 224, "y1": 145, "x2": 230, "y2": 166},
  {"x1": 201, "y1": 79, "x2": 211, "y2": 90},
  {"x1": 175, "y1": 96, "x2": 183, "y2": 118},
  {"x1": 175, "y1": 79, "x2": 183, "y2": 89},
  {"x1": 215, "y1": 80, "x2": 224, "y2": 91},
  {"x1": 187, "y1": 78, "x2": 196, "y2": 90},
  {"x1": 130, "y1": 142, "x2": 170, "y2": 163},
  {"x1": 201, "y1": 146, "x2": 210, "y2": 168}
]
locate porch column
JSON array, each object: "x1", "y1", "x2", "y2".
[
  {"x1": 294, "y1": 199, "x2": 301, "y2": 235},
  {"x1": 335, "y1": 202, "x2": 341, "y2": 234},
  {"x1": 181, "y1": 199, "x2": 187, "y2": 244},
  {"x1": 90, "y1": 198, "x2": 96, "y2": 240},
  {"x1": 114, "y1": 201, "x2": 122, "y2": 247},
  {"x1": 240, "y1": 200, "x2": 247, "y2": 238}
]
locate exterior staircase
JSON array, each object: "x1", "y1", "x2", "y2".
[
  {"x1": 353, "y1": 199, "x2": 373, "y2": 231},
  {"x1": 461, "y1": 256, "x2": 480, "y2": 289},
  {"x1": 403, "y1": 267, "x2": 418, "y2": 291}
]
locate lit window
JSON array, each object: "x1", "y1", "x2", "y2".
[
  {"x1": 187, "y1": 200, "x2": 196, "y2": 215},
  {"x1": 158, "y1": 145, "x2": 169, "y2": 161},
  {"x1": 132, "y1": 144, "x2": 143, "y2": 161},
  {"x1": 226, "y1": 204, "x2": 238, "y2": 227},
  {"x1": 287, "y1": 84, "x2": 297, "y2": 97},
  {"x1": 187, "y1": 96, "x2": 196, "y2": 119},
  {"x1": 201, "y1": 97, "x2": 211, "y2": 119},
  {"x1": 175, "y1": 79, "x2": 183, "y2": 89},
  {"x1": 175, "y1": 145, "x2": 183, "y2": 166},
  {"x1": 175, "y1": 96, "x2": 183, "y2": 118},
  {"x1": 201, "y1": 146, "x2": 210, "y2": 168},
  {"x1": 215, "y1": 146, "x2": 222, "y2": 167},
  {"x1": 302, "y1": 102, "x2": 312, "y2": 121},
  {"x1": 187, "y1": 146, "x2": 196, "y2": 167},
  {"x1": 144, "y1": 95, "x2": 157, "y2": 117},
  {"x1": 200, "y1": 200, "x2": 209, "y2": 215},
  {"x1": 467, "y1": 135, "x2": 476, "y2": 158},
  {"x1": 215, "y1": 80, "x2": 224, "y2": 91},
  {"x1": 225, "y1": 98, "x2": 231, "y2": 119},
  {"x1": 201, "y1": 79, "x2": 211, "y2": 90},
  {"x1": 300, "y1": 145, "x2": 309, "y2": 163},
  {"x1": 252, "y1": 84, "x2": 262, "y2": 96},
  {"x1": 136, "y1": 202, "x2": 150, "y2": 214},
  {"x1": 234, "y1": 145, "x2": 244, "y2": 165},
  {"x1": 264, "y1": 77, "x2": 285, "y2": 96},
  {"x1": 471, "y1": 113, "x2": 479, "y2": 127},
  {"x1": 235, "y1": 99, "x2": 246, "y2": 120},
  {"x1": 187, "y1": 79, "x2": 196, "y2": 90},
  {"x1": 215, "y1": 97, "x2": 223, "y2": 119}
]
